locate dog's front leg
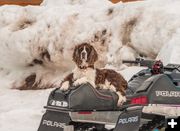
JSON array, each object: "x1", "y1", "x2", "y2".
[
  {"x1": 60, "y1": 81, "x2": 70, "y2": 91},
  {"x1": 60, "y1": 73, "x2": 73, "y2": 91},
  {"x1": 116, "y1": 91, "x2": 126, "y2": 107},
  {"x1": 73, "y1": 77, "x2": 88, "y2": 87}
]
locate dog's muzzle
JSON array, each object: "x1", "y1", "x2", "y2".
[
  {"x1": 81, "y1": 51, "x2": 87, "y2": 61},
  {"x1": 81, "y1": 52, "x2": 86, "y2": 59}
]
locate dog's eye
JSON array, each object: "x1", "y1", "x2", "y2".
[
  {"x1": 86, "y1": 48, "x2": 90, "y2": 52},
  {"x1": 78, "y1": 47, "x2": 83, "y2": 52}
]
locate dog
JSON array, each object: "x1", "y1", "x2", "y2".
[{"x1": 60, "y1": 43, "x2": 127, "y2": 106}]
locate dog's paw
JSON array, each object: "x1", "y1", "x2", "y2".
[
  {"x1": 73, "y1": 77, "x2": 88, "y2": 87},
  {"x1": 117, "y1": 92, "x2": 126, "y2": 107},
  {"x1": 60, "y1": 81, "x2": 70, "y2": 91},
  {"x1": 117, "y1": 96, "x2": 126, "y2": 107}
]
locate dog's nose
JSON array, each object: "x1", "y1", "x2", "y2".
[{"x1": 81, "y1": 52, "x2": 86, "y2": 59}]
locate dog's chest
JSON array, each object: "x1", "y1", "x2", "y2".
[{"x1": 73, "y1": 68, "x2": 96, "y2": 81}]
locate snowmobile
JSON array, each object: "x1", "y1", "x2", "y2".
[
  {"x1": 37, "y1": 58, "x2": 180, "y2": 131},
  {"x1": 114, "y1": 59, "x2": 180, "y2": 131}
]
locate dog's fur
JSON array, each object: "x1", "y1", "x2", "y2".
[{"x1": 60, "y1": 43, "x2": 127, "y2": 106}]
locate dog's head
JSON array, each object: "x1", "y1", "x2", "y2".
[{"x1": 73, "y1": 43, "x2": 98, "y2": 69}]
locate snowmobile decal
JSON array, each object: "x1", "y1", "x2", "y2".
[
  {"x1": 114, "y1": 107, "x2": 142, "y2": 131},
  {"x1": 42, "y1": 119, "x2": 66, "y2": 128},
  {"x1": 50, "y1": 100, "x2": 68, "y2": 107},
  {"x1": 156, "y1": 91, "x2": 180, "y2": 97},
  {"x1": 118, "y1": 115, "x2": 139, "y2": 124}
]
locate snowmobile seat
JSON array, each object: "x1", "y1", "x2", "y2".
[
  {"x1": 167, "y1": 73, "x2": 180, "y2": 88},
  {"x1": 45, "y1": 83, "x2": 119, "y2": 111}
]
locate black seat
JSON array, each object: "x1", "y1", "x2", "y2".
[{"x1": 46, "y1": 83, "x2": 119, "y2": 111}]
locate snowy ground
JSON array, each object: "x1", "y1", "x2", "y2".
[{"x1": 1, "y1": 0, "x2": 180, "y2": 130}]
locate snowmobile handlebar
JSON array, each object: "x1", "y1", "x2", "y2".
[
  {"x1": 123, "y1": 58, "x2": 180, "y2": 73},
  {"x1": 122, "y1": 58, "x2": 155, "y2": 69}
]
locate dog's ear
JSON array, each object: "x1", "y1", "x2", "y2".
[
  {"x1": 89, "y1": 46, "x2": 98, "y2": 64},
  {"x1": 73, "y1": 45, "x2": 79, "y2": 63}
]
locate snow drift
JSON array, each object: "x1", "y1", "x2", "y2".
[{"x1": 0, "y1": 0, "x2": 180, "y2": 89}]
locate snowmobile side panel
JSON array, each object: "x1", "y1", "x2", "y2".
[
  {"x1": 47, "y1": 83, "x2": 119, "y2": 111},
  {"x1": 113, "y1": 107, "x2": 142, "y2": 131},
  {"x1": 149, "y1": 75, "x2": 180, "y2": 104},
  {"x1": 68, "y1": 83, "x2": 118, "y2": 110},
  {"x1": 37, "y1": 110, "x2": 71, "y2": 131},
  {"x1": 134, "y1": 74, "x2": 180, "y2": 104},
  {"x1": 70, "y1": 111, "x2": 122, "y2": 125}
]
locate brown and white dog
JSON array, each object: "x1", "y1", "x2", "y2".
[{"x1": 60, "y1": 43, "x2": 127, "y2": 106}]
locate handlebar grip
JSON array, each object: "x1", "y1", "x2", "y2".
[{"x1": 122, "y1": 60, "x2": 139, "y2": 64}]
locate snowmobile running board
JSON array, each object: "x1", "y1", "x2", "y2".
[
  {"x1": 43, "y1": 105, "x2": 125, "y2": 125},
  {"x1": 143, "y1": 104, "x2": 180, "y2": 117}
]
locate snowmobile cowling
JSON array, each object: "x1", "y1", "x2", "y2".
[{"x1": 46, "y1": 83, "x2": 119, "y2": 111}]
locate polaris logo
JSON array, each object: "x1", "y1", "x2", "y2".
[
  {"x1": 118, "y1": 116, "x2": 139, "y2": 124},
  {"x1": 156, "y1": 91, "x2": 180, "y2": 97},
  {"x1": 42, "y1": 120, "x2": 65, "y2": 128},
  {"x1": 50, "y1": 100, "x2": 68, "y2": 107}
]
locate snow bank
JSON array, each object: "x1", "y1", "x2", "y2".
[
  {"x1": 1, "y1": 0, "x2": 180, "y2": 89},
  {"x1": 157, "y1": 29, "x2": 180, "y2": 65}
]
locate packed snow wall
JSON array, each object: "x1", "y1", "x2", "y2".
[{"x1": 0, "y1": 0, "x2": 180, "y2": 89}]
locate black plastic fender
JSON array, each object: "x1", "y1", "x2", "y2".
[
  {"x1": 37, "y1": 110, "x2": 71, "y2": 131},
  {"x1": 114, "y1": 106, "x2": 142, "y2": 131}
]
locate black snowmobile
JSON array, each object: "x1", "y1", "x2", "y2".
[
  {"x1": 37, "y1": 58, "x2": 180, "y2": 131},
  {"x1": 115, "y1": 59, "x2": 180, "y2": 131}
]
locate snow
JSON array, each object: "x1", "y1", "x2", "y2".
[
  {"x1": 0, "y1": 76, "x2": 51, "y2": 131},
  {"x1": 1, "y1": 0, "x2": 180, "y2": 130},
  {"x1": 120, "y1": 66, "x2": 146, "y2": 81},
  {"x1": 157, "y1": 29, "x2": 180, "y2": 65}
]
